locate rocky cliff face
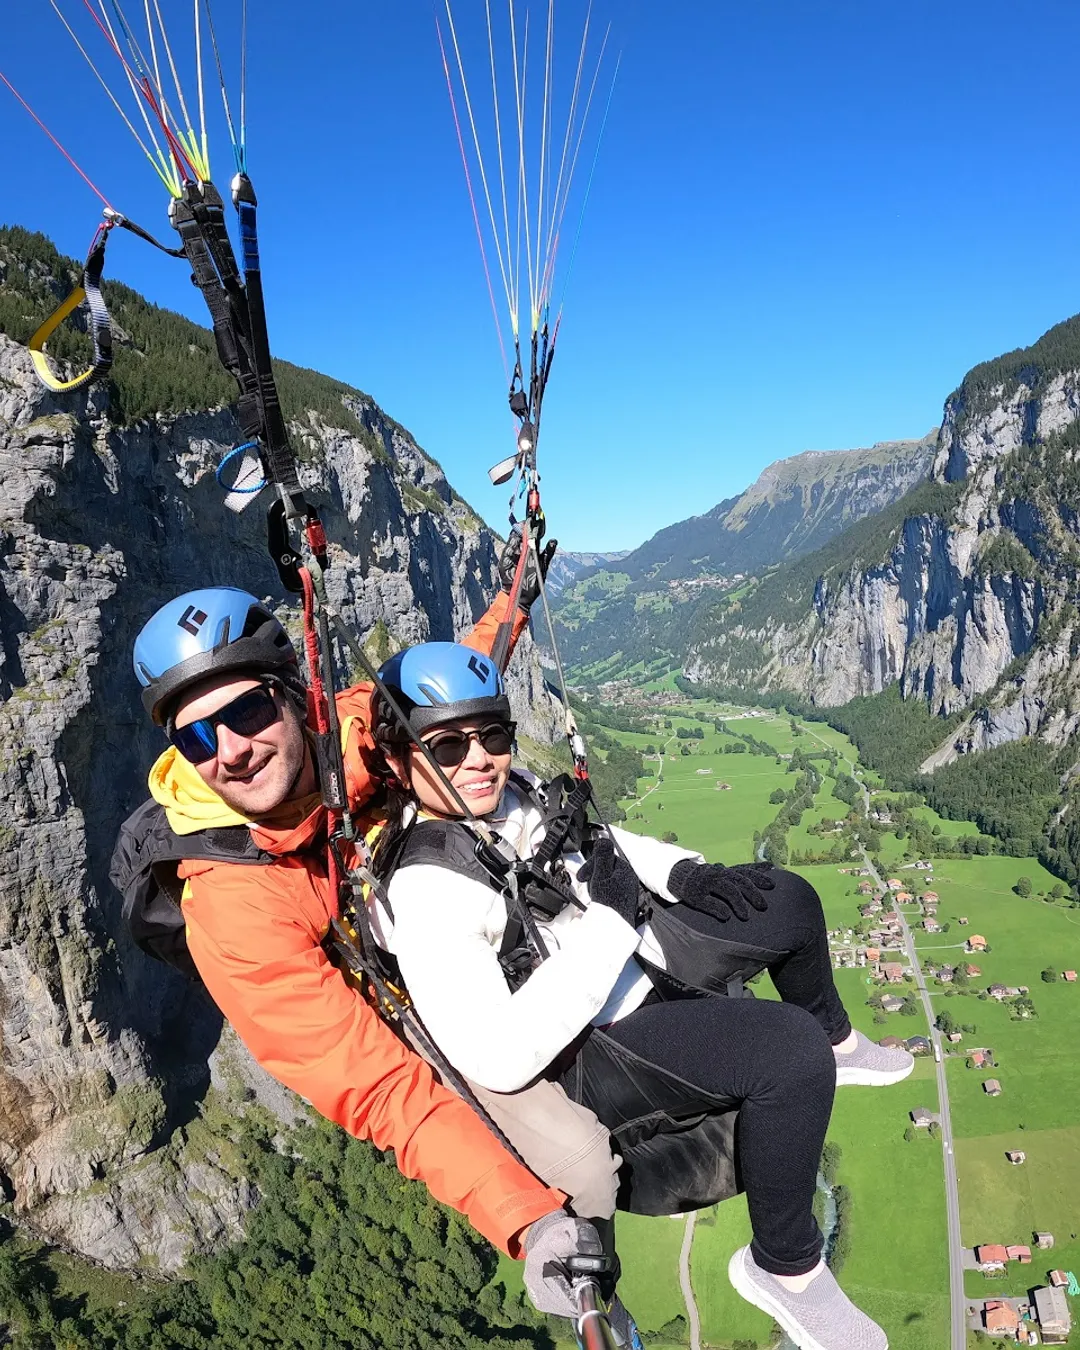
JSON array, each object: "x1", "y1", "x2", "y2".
[
  {"x1": 0, "y1": 314, "x2": 554, "y2": 1271},
  {"x1": 685, "y1": 316, "x2": 1080, "y2": 767}
]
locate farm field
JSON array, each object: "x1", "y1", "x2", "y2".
[{"x1": 594, "y1": 697, "x2": 1080, "y2": 1347}]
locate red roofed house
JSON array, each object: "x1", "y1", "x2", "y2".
[
  {"x1": 866, "y1": 947, "x2": 881, "y2": 963},
  {"x1": 1050, "y1": 1270, "x2": 1069, "y2": 1287},
  {"x1": 1064, "y1": 970, "x2": 1078, "y2": 982},
  {"x1": 971, "y1": 1049, "x2": 992, "y2": 1067},
  {"x1": 883, "y1": 962, "x2": 905, "y2": 984},
  {"x1": 964, "y1": 964, "x2": 982, "y2": 978},
  {"x1": 923, "y1": 890, "x2": 939, "y2": 902},
  {"x1": 924, "y1": 919, "x2": 942, "y2": 933},
  {"x1": 977, "y1": 1244, "x2": 1009, "y2": 1270},
  {"x1": 967, "y1": 934, "x2": 988, "y2": 952},
  {"x1": 984, "y1": 1301, "x2": 1020, "y2": 1335},
  {"x1": 887, "y1": 878, "x2": 902, "y2": 890},
  {"x1": 895, "y1": 890, "x2": 914, "y2": 903},
  {"x1": 879, "y1": 1036, "x2": 904, "y2": 1049},
  {"x1": 1006, "y1": 1244, "x2": 1032, "y2": 1263}
]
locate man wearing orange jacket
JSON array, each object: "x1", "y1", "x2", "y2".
[{"x1": 110, "y1": 541, "x2": 606, "y2": 1323}]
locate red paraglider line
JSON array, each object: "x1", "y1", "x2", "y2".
[{"x1": 0, "y1": 68, "x2": 114, "y2": 209}]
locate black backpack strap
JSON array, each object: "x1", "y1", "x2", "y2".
[
  {"x1": 391, "y1": 818, "x2": 541, "y2": 990},
  {"x1": 110, "y1": 799, "x2": 272, "y2": 980}
]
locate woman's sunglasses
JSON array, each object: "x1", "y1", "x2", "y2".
[
  {"x1": 422, "y1": 721, "x2": 516, "y2": 768},
  {"x1": 169, "y1": 684, "x2": 282, "y2": 765}
]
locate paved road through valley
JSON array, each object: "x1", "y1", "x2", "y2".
[{"x1": 850, "y1": 790, "x2": 967, "y2": 1350}]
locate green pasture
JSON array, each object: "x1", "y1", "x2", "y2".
[
  {"x1": 598, "y1": 706, "x2": 1080, "y2": 1349},
  {"x1": 621, "y1": 752, "x2": 791, "y2": 863},
  {"x1": 956, "y1": 1126, "x2": 1080, "y2": 1299}
]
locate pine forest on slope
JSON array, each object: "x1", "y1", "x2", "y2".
[{"x1": 551, "y1": 435, "x2": 936, "y2": 679}]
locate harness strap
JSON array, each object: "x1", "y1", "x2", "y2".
[{"x1": 28, "y1": 224, "x2": 113, "y2": 393}]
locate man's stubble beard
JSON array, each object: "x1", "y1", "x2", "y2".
[{"x1": 212, "y1": 713, "x2": 310, "y2": 816}]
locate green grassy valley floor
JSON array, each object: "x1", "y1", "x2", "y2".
[{"x1": 574, "y1": 701, "x2": 1080, "y2": 1348}]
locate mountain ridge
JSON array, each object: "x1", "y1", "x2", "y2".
[
  {"x1": 552, "y1": 434, "x2": 936, "y2": 679},
  {"x1": 684, "y1": 312, "x2": 1080, "y2": 881}
]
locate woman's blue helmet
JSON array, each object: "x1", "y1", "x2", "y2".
[
  {"x1": 133, "y1": 587, "x2": 298, "y2": 725},
  {"x1": 376, "y1": 642, "x2": 511, "y2": 736}
]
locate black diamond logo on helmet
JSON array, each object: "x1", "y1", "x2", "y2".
[
  {"x1": 467, "y1": 655, "x2": 490, "y2": 682},
  {"x1": 178, "y1": 605, "x2": 208, "y2": 636}
]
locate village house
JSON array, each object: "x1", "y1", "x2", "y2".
[
  {"x1": 947, "y1": 1032, "x2": 963, "y2": 1043},
  {"x1": 964, "y1": 963, "x2": 982, "y2": 978},
  {"x1": 881, "y1": 910, "x2": 900, "y2": 924},
  {"x1": 922, "y1": 890, "x2": 939, "y2": 902},
  {"x1": 882, "y1": 962, "x2": 905, "y2": 984},
  {"x1": 1006, "y1": 1151, "x2": 1026, "y2": 1165},
  {"x1": 967, "y1": 934, "x2": 989, "y2": 952},
  {"x1": 1064, "y1": 970, "x2": 1078, "y2": 982},
  {"x1": 1035, "y1": 1232, "x2": 1055, "y2": 1250},
  {"x1": 1049, "y1": 1270, "x2": 1069, "y2": 1288},
  {"x1": 914, "y1": 859, "x2": 932, "y2": 869},
  {"x1": 886, "y1": 878, "x2": 902, "y2": 890},
  {"x1": 984, "y1": 1079, "x2": 1003, "y2": 1096},
  {"x1": 910, "y1": 1107, "x2": 940, "y2": 1129},
  {"x1": 989, "y1": 984, "x2": 1011, "y2": 1000},
  {"x1": 977, "y1": 1243, "x2": 1009, "y2": 1272},
  {"x1": 970, "y1": 1048, "x2": 994, "y2": 1068},
  {"x1": 1033, "y1": 1284, "x2": 1072, "y2": 1342},
  {"x1": 923, "y1": 919, "x2": 942, "y2": 933},
  {"x1": 958, "y1": 916, "x2": 969, "y2": 925},
  {"x1": 983, "y1": 1301, "x2": 1020, "y2": 1335},
  {"x1": 866, "y1": 946, "x2": 881, "y2": 963},
  {"x1": 895, "y1": 890, "x2": 914, "y2": 904},
  {"x1": 881, "y1": 994, "x2": 906, "y2": 1014},
  {"x1": 1006, "y1": 1245, "x2": 1032, "y2": 1264},
  {"x1": 857, "y1": 881, "x2": 874, "y2": 895},
  {"x1": 905, "y1": 1036, "x2": 931, "y2": 1055},
  {"x1": 938, "y1": 965, "x2": 956, "y2": 983},
  {"x1": 879, "y1": 1036, "x2": 904, "y2": 1050}
]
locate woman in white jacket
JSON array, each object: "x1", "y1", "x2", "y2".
[{"x1": 368, "y1": 642, "x2": 909, "y2": 1350}]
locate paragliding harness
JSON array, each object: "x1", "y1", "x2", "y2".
[{"x1": 367, "y1": 770, "x2": 601, "y2": 992}]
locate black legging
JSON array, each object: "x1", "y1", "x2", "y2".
[
  {"x1": 568, "y1": 867, "x2": 846, "y2": 1276},
  {"x1": 667, "y1": 865, "x2": 852, "y2": 1045}
]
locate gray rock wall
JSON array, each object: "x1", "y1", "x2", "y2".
[
  {"x1": 0, "y1": 332, "x2": 556, "y2": 1269},
  {"x1": 685, "y1": 358, "x2": 1080, "y2": 768}
]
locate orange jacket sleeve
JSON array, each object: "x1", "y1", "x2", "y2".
[
  {"x1": 338, "y1": 590, "x2": 532, "y2": 809},
  {"x1": 181, "y1": 857, "x2": 560, "y2": 1255}
]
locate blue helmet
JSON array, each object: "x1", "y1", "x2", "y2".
[
  {"x1": 376, "y1": 642, "x2": 511, "y2": 735},
  {"x1": 134, "y1": 587, "x2": 297, "y2": 725}
]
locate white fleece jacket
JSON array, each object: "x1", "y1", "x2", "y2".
[{"x1": 369, "y1": 773, "x2": 704, "y2": 1092}]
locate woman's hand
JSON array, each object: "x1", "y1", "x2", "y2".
[
  {"x1": 578, "y1": 835, "x2": 643, "y2": 927},
  {"x1": 667, "y1": 859, "x2": 774, "y2": 922}
]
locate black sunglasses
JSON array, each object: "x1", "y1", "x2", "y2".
[
  {"x1": 169, "y1": 684, "x2": 282, "y2": 765},
  {"x1": 421, "y1": 721, "x2": 516, "y2": 768}
]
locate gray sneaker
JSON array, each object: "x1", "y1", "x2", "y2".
[
  {"x1": 727, "y1": 1246, "x2": 888, "y2": 1350},
  {"x1": 834, "y1": 1030, "x2": 914, "y2": 1086}
]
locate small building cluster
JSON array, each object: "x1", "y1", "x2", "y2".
[{"x1": 989, "y1": 983, "x2": 1029, "y2": 1000}]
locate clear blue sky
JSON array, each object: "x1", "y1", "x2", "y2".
[{"x1": 4, "y1": 2, "x2": 1080, "y2": 551}]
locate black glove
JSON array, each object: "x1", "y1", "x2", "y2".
[
  {"x1": 523, "y1": 1212, "x2": 607, "y2": 1318},
  {"x1": 667, "y1": 859, "x2": 774, "y2": 923},
  {"x1": 578, "y1": 835, "x2": 643, "y2": 927},
  {"x1": 498, "y1": 519, "x2": 558, "y2": 613}
]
